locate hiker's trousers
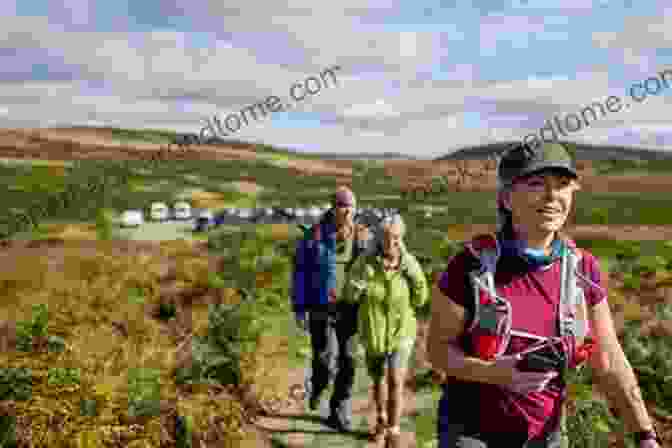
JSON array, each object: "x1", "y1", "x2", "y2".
[
  {"x1": 437, "y1": 424, "x2": 562, "y2": 448},
  {"x1": 306, "y1": 302, "x2": 359, "y2": 420}
]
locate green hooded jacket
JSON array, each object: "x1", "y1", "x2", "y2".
[{"x1": 343, "y1": 245, "x2": 429, "y2": 356}]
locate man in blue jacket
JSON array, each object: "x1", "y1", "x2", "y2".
[{"x1": 291, "y1": 186, "x2": 372, "y2": 432}]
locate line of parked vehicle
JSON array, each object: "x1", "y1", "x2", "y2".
[{"x1": 119, "y1": 201, "x2": 400, "y2": 233}]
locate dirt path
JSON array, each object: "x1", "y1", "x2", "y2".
[
  {"x1": 254, "y1": 364, "x2": 424, "y2": 448},
  {"x1": 254, "y1": 322, "x2": 436, "y2": 448}
]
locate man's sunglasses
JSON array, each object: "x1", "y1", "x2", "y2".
[{"x1": 335, "y1": 202, "x2": 353, "y2": 208}]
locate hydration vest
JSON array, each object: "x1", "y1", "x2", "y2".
[{"x1": 464, "y1": 233, "x2": 604, "y2": 369}]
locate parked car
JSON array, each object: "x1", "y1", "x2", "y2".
[
  {"x1": 238, "y1": 208, "x2": 254, "y2": 222},
  {"x1": 254, "y1": 207, "x2": 274, "y2": 223},
  {"x1": 173, "y1": 201, "x2": 192, "y2": 220},
  {"x1": 194, "y1": 209, "x2": 215, "y2": 232},
  {"x1": 120, "y1": 210, "x2": 144, "y2": 227},
  {"x1": 149, "y1": 202, "x2": 170, "y2": 221},
  {"x1": 307, "y1": 206, "x2": 322, "y2": 224}
]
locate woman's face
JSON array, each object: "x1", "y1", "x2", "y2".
[
  {"x1": 382, "y1": 223, "x2": 403, "y2": 257},
  {"x1": 504, "y1": 171, "x2": 580, "y2": 234}
]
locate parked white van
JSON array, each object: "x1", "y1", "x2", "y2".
[
  {"x1": 173, "y1": 201, "x2": 192, "y2": 220},
  {"x1": 149, "y1": 202, "x2": 170, "y2": 221},
  {"x1": 120, "y1": 210, "x2": 144, "y2": 227}
]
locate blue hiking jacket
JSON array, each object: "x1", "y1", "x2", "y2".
[{"x1": 291, "y1": 209, "x2": 370, "y2": 319}]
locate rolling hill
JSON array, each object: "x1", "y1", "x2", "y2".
[{"x1": 435, "y1": 140, "x2": 672, "y2": 161}]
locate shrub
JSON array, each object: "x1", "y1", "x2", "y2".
[
  {"x1": 620, "y1": 321, "x2": 672, "y2": 411},
  {"x1": 94, "y1": 208, "x2": 115, "y2": 240},
  {"x1": 0, "y1": 415, "x2": 17, "y2": 448},
  {"x1": 127, "y1": 367, "x2": 161, "y2": 418},
  {"x1": 564, "y1": 367, "x2": 628, "y2": 448},
  {"x1": 0, "y1": 367, "x2": 32, "y2": 401},
  {"x1": 590, "y1": 207, "x2": 609, "y2": 225},
  {"x1": 47, "y1": 367, "x2": 81, "y2": 387},
  {"x1": 15, "y1": 303, "x2": 49, "y2": 352},
  {"x1": 175, "y1": 299, "x2": 263, "y2": 388}
]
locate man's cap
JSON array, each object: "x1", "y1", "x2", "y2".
[
  {"x1": 333, "y1": 186, "x2": 356, "y2": 207},
  {"x1": 497, "y1": 142, "x2": 577, "y2": 187}
]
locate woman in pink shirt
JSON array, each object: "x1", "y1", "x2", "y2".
[{"x1": 427, "y1": 142, "x2": 661, "y2": 447}]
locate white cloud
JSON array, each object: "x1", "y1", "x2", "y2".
[
  {"x1": 342, "y1": 99, "x2": 401, "y2": 118},
  {"x1": 1, "y1": 5, "x2": 671, "y2": 157},
  {"x1": 591, "y1": 11, "x2": 672, "y2": 52}
]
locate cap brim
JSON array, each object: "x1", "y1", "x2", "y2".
[{"x1": 518, "y1": 162, "x2": 577, "y2": 179}]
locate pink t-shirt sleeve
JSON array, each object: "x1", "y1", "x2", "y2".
[
  {"x1": 437, "y1": 251, "x2": 470, "y2": 308},
  {"x1": 581, "y1": 251, "x2": 608, "y2": 307}
]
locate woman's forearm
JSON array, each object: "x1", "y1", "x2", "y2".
[
  {"x1": 428, "y1": 342, "x2": 501, "y2": 385},
  {"x1": 595, "y1": 347, "x2": 654, "y2": 432}
]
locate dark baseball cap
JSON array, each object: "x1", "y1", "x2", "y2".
[{"x1": 498, "y1": 142, "x2": 577, "y2": 188}]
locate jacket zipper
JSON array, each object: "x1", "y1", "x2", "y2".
[{"x1": 385, "y1": 269, "x2": 390, "y2": 355}]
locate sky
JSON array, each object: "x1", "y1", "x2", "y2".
[{"x1": 2, "y1": 0, "x2": 672, "y2": 158}]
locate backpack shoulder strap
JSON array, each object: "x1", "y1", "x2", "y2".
[
  {"x1": 559, "y1": 240, "x2": 589, "y2": 345},
  {"x1": 344, "y1": 222, "x2": 371, "y2": 273},
  {"x1": 464, "y1": 233, "x2": 501, "y2": 332},
  {"x1": 466, "y1": 233, "x2": 499, "y2": 282}
]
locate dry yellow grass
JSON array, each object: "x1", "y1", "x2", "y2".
[
  {"x1": 225, "y1": 181, "x2": 263, "y2": 195},
  {"x1": 0, "y1": 242, "x2": 254, "y2": 447},
  {"x1": 189, "y1": 190, "x2": 231, "y2": 209},
  {"x1": 0, "y1": 158, "x2": 74, "y2": 168},
  {"x1": 608, "y1": 289, "x2": 627, "y2": 307},
  {"x1": 656, "y1": 271, "x2": 672, "y2": 287},
  {"x1": 443, "y1": 224, "x2": 496, "y2": 241},
  {"x1": 259, "y1": 223, "x2": 294, "y2": 240},
  {"x1": 40, "y1": 223, "x2": 100, "y2": 240},
  {"x1": 622, "y1": 300, "x2": 646, "y2": 321}
]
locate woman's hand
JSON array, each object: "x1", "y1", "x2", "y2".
[{"x1": 488, "y1": 353, "x2": 559, "y2": 395}]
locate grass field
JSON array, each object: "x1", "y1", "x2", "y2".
[{"x1": 3, "y1": 156, "x2": 672, "y2": 244}]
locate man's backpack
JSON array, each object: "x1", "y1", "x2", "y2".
[
  {"x1": 297, "y1": 213, "x2": 371, "y2": 273},
  {"x1": 463, "y1": 233, "x2": 605, "y2": 369}
]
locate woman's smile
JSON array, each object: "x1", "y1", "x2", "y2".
[{"x1": 537, "y1": 205, "x2": 562, "y2": 218}]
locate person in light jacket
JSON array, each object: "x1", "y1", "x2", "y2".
[{"x1": 344, "y1": 213, "x2": 429, "y2": 447}]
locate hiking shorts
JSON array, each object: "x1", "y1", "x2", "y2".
[{"x1": 366, "y1": 338, "x2": 414, "y2": 381}]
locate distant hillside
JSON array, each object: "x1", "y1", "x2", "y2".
[
  {"x1": 54, "y1": 126, "x2": 417, "y2": 160},
  {"x1": 307, "y1": 152, "x2": 419, "y2": 160},
  {"x1": 436, "y1": 140, "x2": 672, "y2": 161}
]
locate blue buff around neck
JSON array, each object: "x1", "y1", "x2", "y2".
[
  {"x1": 498, "y1": 233, "x2": 564, "y2": 268},
  {"x1": 523, "y1": 247, "x2": 547, "y2": 257}
]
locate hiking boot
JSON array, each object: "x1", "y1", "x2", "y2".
[
  {"x1": 303, "y1": 373, "x2": 322, "y2": 412},
  {"x1": 369, "y1": 415, "x2": 387, "y2": 443},
  {"x1": 325, "y1": 413, "x2": 352, "y2": 432}
]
